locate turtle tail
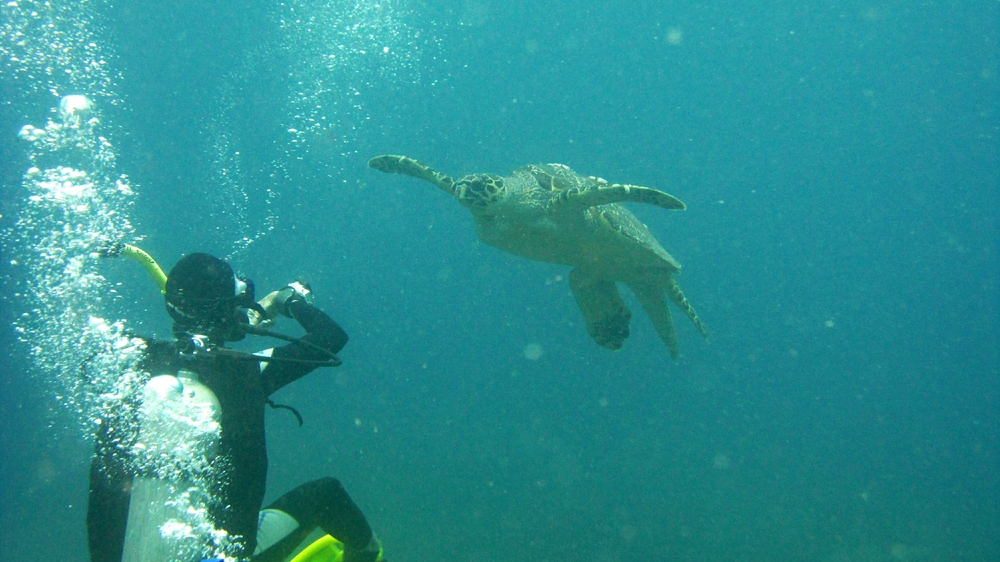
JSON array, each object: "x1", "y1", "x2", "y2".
[
  {"x1": 666, "y1": 277, "x2": 709, "y2": 340},
  {"x1": 368, "y1": 155, "x2": 457, "y2": 196}
]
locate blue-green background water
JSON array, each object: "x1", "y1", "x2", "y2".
[{"x1": 1, "y1": 0, "x2": 997, "y2": 560}]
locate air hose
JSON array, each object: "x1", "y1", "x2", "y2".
[{"x1": 99, "y1": 241, "x2": 168, "y2": 293}]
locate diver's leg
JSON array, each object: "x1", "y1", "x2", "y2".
[
  {"x1": 87, "y1": 454, "x2": 132, "y2": 562},
  {"x1": 252, "y1": 507, "x2": 312, "y2": 562},
  {"x1": 87, "y1": 418, "x2": 135, "y2": 562},
  {"x1": 253, "y1": 477, "x2": 381, "y2": 562}
]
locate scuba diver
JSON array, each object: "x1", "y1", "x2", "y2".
[{"x1": 87, "y1": 247, "x2": 383, "y2": 562}]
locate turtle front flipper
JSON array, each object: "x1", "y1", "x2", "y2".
[
  {"x1": 551, "y1": 182, "x2": 686, "y2": 212},
  {"x1": 628, "y1": 280, "x2": 681, "y2": 360},
  {"x1": 569, "y1": 268, "x2": 632, "y2": 350},
  {"x1": 368, "y1": 155, "x2": 458, "y2": 197}
]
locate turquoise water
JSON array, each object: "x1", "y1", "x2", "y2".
[{"x1": 1, "y1": 0, "x2": 997, "y2": 560}]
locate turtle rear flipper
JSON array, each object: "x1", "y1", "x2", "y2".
[
  {"x1": 551, "y1": 182, "x2": 686, "y2": 212},
  {"x1": 368, "y1": 155, "x2": 457, "y2": 196},
  {"x1": 569, "y1": 268, "x2": 632, "y2": 350},
  {"x1": 629, "y1": 280, "x2": 681, "y2": 360}
]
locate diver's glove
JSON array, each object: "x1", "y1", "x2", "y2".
[
  {"x1": 252, "y1": 279, "x2": 315, "y2": 326},
  {"x1": 278, "y1": 279, "x2": 314, "y2": 317}
]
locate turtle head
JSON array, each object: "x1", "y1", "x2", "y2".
[{"x1": 454, "y1": 174, "x2": 505, "y2": 211}]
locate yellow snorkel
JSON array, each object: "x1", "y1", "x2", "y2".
[{"x1": 99, "y1": 241, "x2": 168, "y2": 293}]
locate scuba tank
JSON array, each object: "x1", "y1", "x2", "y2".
[{"x1": 122, "y1": 370, "x2": 222, "y2": 562}]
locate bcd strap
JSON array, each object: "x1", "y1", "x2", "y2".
[{"x1": 266, "y1": 398, "x2": 304, "y2": 427}]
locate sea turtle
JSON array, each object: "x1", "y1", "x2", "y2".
[{"x1": 368, "y1": 155, "x2": 708, "y2": 359}]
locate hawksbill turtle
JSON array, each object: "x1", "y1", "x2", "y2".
[{"x1": 368, "y1": 155, "x2": 708, "y2": 359}]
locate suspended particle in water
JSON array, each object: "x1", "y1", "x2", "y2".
[
  {"x1": 666, "y1": 27, "x2": 683, "y2": 45},
  {"x1": 523, "y1": 343, "x2": 543, "y2": 361}
]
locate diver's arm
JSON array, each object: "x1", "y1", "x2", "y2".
[
  {"x1": 261, "y1": 295, "x2": 348, "y2": 395},
  {"x1": 287, "y1": 299, "x2": 349, "y2": 352}
]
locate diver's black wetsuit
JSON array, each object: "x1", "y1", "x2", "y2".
[{"x1": 87, "y1": 300, "x2": 374, "y2": 561}]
